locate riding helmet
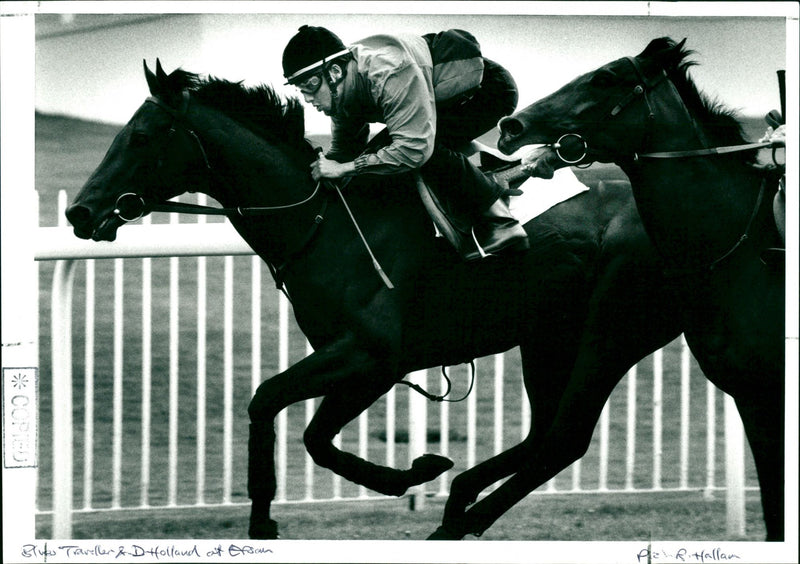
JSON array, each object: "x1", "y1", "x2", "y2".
[{"x1": 283, "y1": 25, "x2": 350, "y2": 84}]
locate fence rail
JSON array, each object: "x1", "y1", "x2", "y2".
[{"x1": 35, "y1": 193, "x2": 752, "y2": 539}]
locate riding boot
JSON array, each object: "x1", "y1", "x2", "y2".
[
  {"x1": 419, "y1": 142, "x2": 528, "y2": 261},
  {"x1": 461, "y1": 197, "x2": 529, "y2": 261}
]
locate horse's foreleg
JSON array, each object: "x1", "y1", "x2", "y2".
[
  {"x1": 247, "y1": 338, "x2": 382, "y2": 539},
  {"x1": 303, "y1": 385, "x2": 453, "y2": 496},
  {"x1": 247, "y1": 336, "x2": 452, "y2": 539},
  {"x1": 435, "y1": 354, "x2": 628, "y2": 539},
  {"x1": 734, "y1": 385, "x2": 784, "y2": 541},
  {"x1": 434, "y1": 341, "x2": 579, "y2": 539}
]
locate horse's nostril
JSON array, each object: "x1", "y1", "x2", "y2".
[
  {"x1": 499, "y1": 117, "x2": 524, "y2": 138},
  {"x1": 65, "y1": 204, "x2": 91, "y2": 228}
]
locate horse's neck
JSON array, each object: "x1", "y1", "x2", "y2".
[
  {"x1": 621, "y1": 156, "x2": 764, "y2": 267},
  {"x1": 194, "y1": 116, "x2": 322, "y2": 264}
]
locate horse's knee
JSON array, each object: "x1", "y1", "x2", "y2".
[
  {"x1": 303, "y1": 426, "x2": 335, "y2": 468},
  {"x1": 546, "y1": 431, "x2": 593, "y2": 470},
  {"x1": 449, "y1": 469, "x2": 479, "y2": 502},
  {"x1": 248, "y1": 379, "x2": 283, "y2": 422},
  {"x1": 565, "y1": 435, "x2": 592, "y2": 463}
]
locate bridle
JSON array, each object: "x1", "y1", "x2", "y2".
[
  {"x1": 545, "y1": 56, "x2": 784, "y2": 273},
  {"x1": 548, "y1": 56, "x2": 782, "y2": 166},
  {"x1": 113, "y1": 90, "x2": 394, "y2": 291},
  {"x1": 113, "y1": 91, "x2": 325, "y2": 223}
]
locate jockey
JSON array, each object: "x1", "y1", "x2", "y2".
[{"x1": 282, "y1": 25, "x2": 529, "y2": 261}]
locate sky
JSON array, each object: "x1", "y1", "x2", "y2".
[{"x1": 30, "y1": 3, "x2": 794, "y2": 135}]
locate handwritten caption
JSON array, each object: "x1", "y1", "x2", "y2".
[
  {"x1": 637, "y1": 546, "x2": 741, "y2": 563},
  {"x1": 21, "y1": 543, "x2": 273, "y2": 560}
]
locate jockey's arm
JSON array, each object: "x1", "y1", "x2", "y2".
[{"x1": 317, "y1": 64, "x2": 436, "y2": 179}]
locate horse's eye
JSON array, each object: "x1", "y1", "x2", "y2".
[
  {"x1": 590, "y1": 70, "x2": 617, "y2": 88},
  {"x1": 130, "y1": 131, "x2": 150, "y2": 148}
]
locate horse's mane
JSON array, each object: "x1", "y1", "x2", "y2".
[
  {"x1": 164, "y1": 68, "x2": 308, "y2": 155},
  {"x1": 642, "y1": 37, "x2": 756, "y2": 163}
]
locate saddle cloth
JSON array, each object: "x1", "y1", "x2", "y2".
[{"x1": 506, "y1": 168, "x2": 589, "y2": 225}]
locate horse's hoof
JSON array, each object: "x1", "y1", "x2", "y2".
[
  {"x1": 249, "y1": 518, "x2": 279, "y2": 540},
  {"x1": 426, "y1": 525, "x2": 462, "y2": 540},
  {"x1": 410, "y1": 454, "x2": 454, "y2": 484}
]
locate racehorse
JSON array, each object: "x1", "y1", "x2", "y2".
[
  {"x1": 496, "y1": 37, "x2": 786, "y2": 541},
  {"x1": 66, "y1": 60, "x2": 687, "y2": 540}
]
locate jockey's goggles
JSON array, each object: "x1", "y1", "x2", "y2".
[{"x1": 295, "y1": 74, "x2": 323, "y2": 95}]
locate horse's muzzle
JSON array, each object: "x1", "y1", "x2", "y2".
[{"x1": 64, "y1": 204, "x2": 95, "y2": 239}]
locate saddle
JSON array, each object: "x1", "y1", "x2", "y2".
[{"x1": 414, "y1": 142, "x2": 522, "y2": 257}]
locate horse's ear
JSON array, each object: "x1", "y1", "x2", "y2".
[
  {"x1": 640, "y1": 37, "x2": 674, "y2": 58},
  {"x1": 640, "y1": 37, "x2": 690, "y2": 69},
  {"x1": 144, "y1": 59, "x2": 161, "y2": 96},
  {"x1": 155, "y1": 58, "x2": 169, "y2": 84},
  {"x1": 144, "y1": 58, "x2": 180, "y2": 104}
]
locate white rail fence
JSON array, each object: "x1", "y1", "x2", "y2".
[{"x1": 35, "y1": 192, "x2": 753, "y2": 539}]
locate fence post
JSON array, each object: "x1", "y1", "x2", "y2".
[
  {"x1": 724, "y1": 394, "x2": 746, "y2": 537},
  {"x1": 407, "y1": 370, "x2": 428, "y2": 510},
  {"x1": 51, "y1": 259, "x2": 77, "y2": 538}
]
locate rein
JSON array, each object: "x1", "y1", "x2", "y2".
[
  {"x1": 118, "y1": 91, "x2": 394, "y2": 291},
  {"x1": 113, "y1": 183, "x2": 324, "y2": 221},
  {"x1": 662, "y1": 179, "x2": 767, "y2": 276},
  {"x1": 635, "y1": 141, "x2": 777, "y2": 160}
]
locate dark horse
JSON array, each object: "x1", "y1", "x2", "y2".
[
  {"x1": 497, "y1": 37, "x2": 786, "y2": 541},
  {"x1": 66, "y1": 61, "x2": 688, "y2": 540}
]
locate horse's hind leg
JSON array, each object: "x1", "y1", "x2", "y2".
[
  {"x1": 435, "y1": 328, "x2": 677, "y2": 538},
  {"x1": 428, "y1": 443, "x2": 528, "y2": 539}
]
